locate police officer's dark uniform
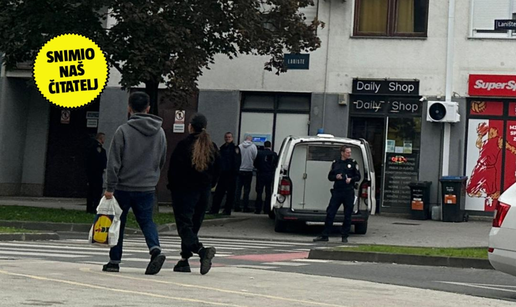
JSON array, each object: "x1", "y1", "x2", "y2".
[
  {"x1": 314, "y1": 156, "x2": 360, "y2": 242},
  {"x1": 86, "y1": 138, "x2": 107, "y2": 213},
  {"x1": 253, "y1": 144, "x2": 278, "y2": 214},
  {"x1": 210, "y1": 141, "x2": 241, "y2": 215}
]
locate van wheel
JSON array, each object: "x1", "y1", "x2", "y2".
[
  {"x1": 274, "y1": 215, "x2": 288, "y2": 233},
  {"x1": 354, "y1": 222, "x2": 368, "y2": 235}
]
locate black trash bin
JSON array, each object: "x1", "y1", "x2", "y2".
[
  {"x1": 409, "y1": 181, "x2": 432, "y2": 220},
  {"x1": 439, "y1": 176, "x2": 468, "y2": 222}
]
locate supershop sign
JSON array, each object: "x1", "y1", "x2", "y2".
[{"x1": 469, "y1": 74, "x2": 516, "y2": 97}]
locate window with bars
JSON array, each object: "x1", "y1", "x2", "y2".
[{"x1": 353, "y1": 0, "x2": 429, "y2": 37}]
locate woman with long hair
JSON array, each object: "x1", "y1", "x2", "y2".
[{"x1": 167, "y1": 113, "x2": 219, "y2": 275}]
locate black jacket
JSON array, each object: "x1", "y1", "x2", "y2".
[
  {"x1": 85, "y1": 140, "x2": 106, "y2": 179},
  {"x1": 328, "y1": 158, "x2": 361, "y2": 191},
  {"x1": 167, "y1": 133, "x2": 220, "y2": 191},
  {"x1": 219, "y1": 142, "x2": 241, "y2": 174},
  {"x1": 254, "y1": 149, "x2": 278, "y2": 176}
]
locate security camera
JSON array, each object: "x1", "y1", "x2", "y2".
[{"x1": 419, "y1": 96, "x2": 427, "y2": 102}]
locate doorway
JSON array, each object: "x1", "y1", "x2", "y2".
[
  {"x1": 350, "y1": 117, "x2": 385, "y2": 211},
  {"x1": 44, "y1": 100, "x2": 100, "y2": 198}
]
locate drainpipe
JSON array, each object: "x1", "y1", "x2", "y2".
[
  {"x1": 321, "y1": 0, "x2": 332, "y2": 131},
  {"x1": 442, "y1": 0, "x2": 456, "y2": 177}
]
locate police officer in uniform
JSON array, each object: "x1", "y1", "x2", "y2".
[
  {"x1": 209, "y1": 132, "x2": 241, "y2": 215},
  {"x1": 314, "y1": 146, "x2": 360, "y2": 243},
  {"x1": 86, "y1": 132, "x2": 107, "y2": 214},
  {"x1": 253, "y1": 141, "x2": 278, "y2": 214}
]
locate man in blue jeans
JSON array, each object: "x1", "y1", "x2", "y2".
[{"x1": 103, "y1": 92, "x2": 167, "y2": 275}]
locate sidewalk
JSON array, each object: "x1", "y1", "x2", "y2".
[{"x1": 0, "y1": 196, "x2": 494, "y2": 269}]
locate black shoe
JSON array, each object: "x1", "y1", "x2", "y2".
[
  {"x1": 234, "y1": 207, "x2": 242, "y2": 212},
  {"x1": 102, "y1": 262, "x2": 120, "y2": 272},
  {"x1": 145, "y1": 249, "x2": 166, "y2": 275},
  {"x1": 173, "y1": 259, "x2": 191, "y2": 273},
  {"x1": 199, "y1": 247, "x2": 216, "y2": 275},
  {"x1": 243, "y1": 208, "x2": 254, "y2": 213},
  {"x1": 313, "y1": 236, "x2": 329, "y2": 242},
  {"x1": 342, "y1": 237, "x2": 348, "y2": 243},
  {"x1": 222, "y1": 211, "x2": 231, "y2": 216},
  {"x1": 254, "y1": 210, "x2": 261, "y2": 214},
  {"x1": 207, "y1": 210, "x2": 218, "y2": 215}
]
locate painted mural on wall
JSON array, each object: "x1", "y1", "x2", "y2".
[{"x1": 465, "y1": 101, "x2": 516, "y2": 211}]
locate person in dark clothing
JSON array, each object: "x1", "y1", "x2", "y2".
[
  {"x1": 86, "y1": 133, "x2": 107, "y2": 214},
  {"x1": 167, "y1": 113, "x2": 219, "y2": 275},
  {"x1": 313, "y1": 146, "x2": 361, "y2": 243},
  {"x1": 253, "y1": 141, "x2": 277, "y2": 214},
  {"x1": 210, "y1": 132, "x2": 241, "y2": 215}
]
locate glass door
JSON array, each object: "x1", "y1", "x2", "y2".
[{"x1": 382, "y1": 117, "x2": 421, "y2": 212}]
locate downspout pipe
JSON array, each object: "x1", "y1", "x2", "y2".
[{"x1": 442, "y1": 0, "x2": 456, "y2": 177}]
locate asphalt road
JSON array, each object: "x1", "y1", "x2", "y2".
[{"x1": 0, "y1": 234, "x2": 515, "y2": 304}]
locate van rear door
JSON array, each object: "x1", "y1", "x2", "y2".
[{"x1": 301, "y1": 145, "x2": 340, "y2": 212}]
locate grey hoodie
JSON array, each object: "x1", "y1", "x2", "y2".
[
  {"x1": 106, "y1": 113, "x2": 167, "y2": 192},
  {"x1": 238, "y1": 140, "x2": 257, "y2": 172}
]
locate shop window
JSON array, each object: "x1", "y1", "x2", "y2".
[
  {"x1": 471, "y1": 0, "x2": 516, "y2": 38},
  {"x1": 353, "y1": 0, "x2": 428, "y2": 37},
  {"x1": 277, "y1": 95, "x2": 310, "y2": 112},
  {"x1": 241, "y1": 95, "x2": 275, "y2": 111}
]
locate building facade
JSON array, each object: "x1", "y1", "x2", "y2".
[{"x1": 1, "y1": 0, "x2": 515, "y2": 214}]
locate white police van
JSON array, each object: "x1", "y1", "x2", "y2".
[{"x1": 270, "y1": 134, "x2": 376, "y2": 233}]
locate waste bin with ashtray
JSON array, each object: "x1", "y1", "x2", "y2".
[
  {"x1": 409, "y1": 181, "x2": 432, "y2": 220},
  {"x1": 439, "y1": 176, "x2": 469, "y2": 222}
]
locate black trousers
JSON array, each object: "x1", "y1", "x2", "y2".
[
  {"x1": 255, "y1": 174, "x2": 273, "y2": 213},
  {"x1": 211, "y1": 172, "x2": 237, "y2": 214},
  {"x1": 322, "y1": 189, "x2": 355, "y2": 238},
  {"x1": 235, "y1": 171, "x2": 253, "y2": 210},
  {"x1": 86, "y1": 176, "x2": 103, "y2": 214},
  {"x1": 171, "y1": 187, "x2": 210, "y2": 259}
]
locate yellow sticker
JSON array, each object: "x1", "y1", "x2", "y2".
[
  {"x1": 93, "y1": 215, "x2": 113, "y2": 244},
  {"x1": 33, "y1": 33, "x2": 108, "y2": 108}
]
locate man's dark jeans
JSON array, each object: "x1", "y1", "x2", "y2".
[
  {"x1": 171, "y1": 187, "x2": 210, "y2": 259},
  {"x1": 255, "y1": 173, "x2": 273, "y2": 214},
  {"x1": 321, "y1": 189, "x2": 355, "y2": 238},
  {"x1": 109, "y1": 190, "x2": 160, "y2": 263},
  {"x1": 211, "y1": 172, "x2": 237, "y2": 214},
  {"x1": 235, "y1": 171, "x2": 253, "y2": 210}
]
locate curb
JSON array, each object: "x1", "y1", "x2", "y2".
[
  {"x1": 308, "y1": 248, "x2": 493, "y2": 270},
  {"x1": 0, "y1": 220, "x2": 140, "y2": 235},
  {"x1": 0, "y1": 233, "x2": 60, "y2": 241},
  {"x1": 0, "y1": 217, "x2": 249, "y2": 235}
]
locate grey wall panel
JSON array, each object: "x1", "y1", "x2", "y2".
[
  {"x1": 0, "y1": 78, "x2": 31, "y2": 195},
  {"x1": 419, "y1": 99, "x2": 443, "y2": 207},
  {"x1": 198, "y1": 90, "x2": 240, "y2": 147},
  {"x1": 98, "y1": 87, "x2": 129, "y2": 151},
  {"x1": 20, "y1": 88, "x2": 50, "y2": 195}
]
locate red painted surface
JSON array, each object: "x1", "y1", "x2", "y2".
[
  {"x1": 227, "y1": 252, "x2": 309, "y2": 262},
  {"x1": 469, "y1": 74, "x2": 516, "y2": 97}
]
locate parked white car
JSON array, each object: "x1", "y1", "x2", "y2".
[
  {"x1": 270, "y1": 134, "x2": 376, "y2": 233},
  {"x1": 488, "y1": 183, "x2": 516, "y2": 276}
]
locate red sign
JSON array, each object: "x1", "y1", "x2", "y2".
[
  {"x1": 469, "y1": 74, "x2": 516, "y2": 97},
  {"x1": 469, "y1": 101, "x2": 503, "y2": 116}
]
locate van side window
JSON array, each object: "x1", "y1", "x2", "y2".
[{"x1": 307, "y1": 146, "x2": 341, "y2": 161}]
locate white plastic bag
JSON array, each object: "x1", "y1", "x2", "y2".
[{"x1": 88, "y1": 196, "x2": 123, "y2": 247}]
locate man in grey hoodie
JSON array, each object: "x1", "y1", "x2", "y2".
[
  {"x1": 235, "y1": 135, "x2": 258, "y2": 212},
  {"x1": 102, "y1": 92, "x2": 167, "y2": 275}
]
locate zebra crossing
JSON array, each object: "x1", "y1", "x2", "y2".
[{"x1": 0, "y1": 236, "x2": 327, "y2": 270}]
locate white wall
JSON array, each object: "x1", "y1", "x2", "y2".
[{"x1": 197, "y1": 0, "x2": 516, "y2": 98}]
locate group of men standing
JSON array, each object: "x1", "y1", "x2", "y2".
[
  {"x1": 86, "y1": 130, "x2": 278, "y2": 216},
  {"x1": 209, "y1": 133, "x2": 278, "y2": 215}
]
